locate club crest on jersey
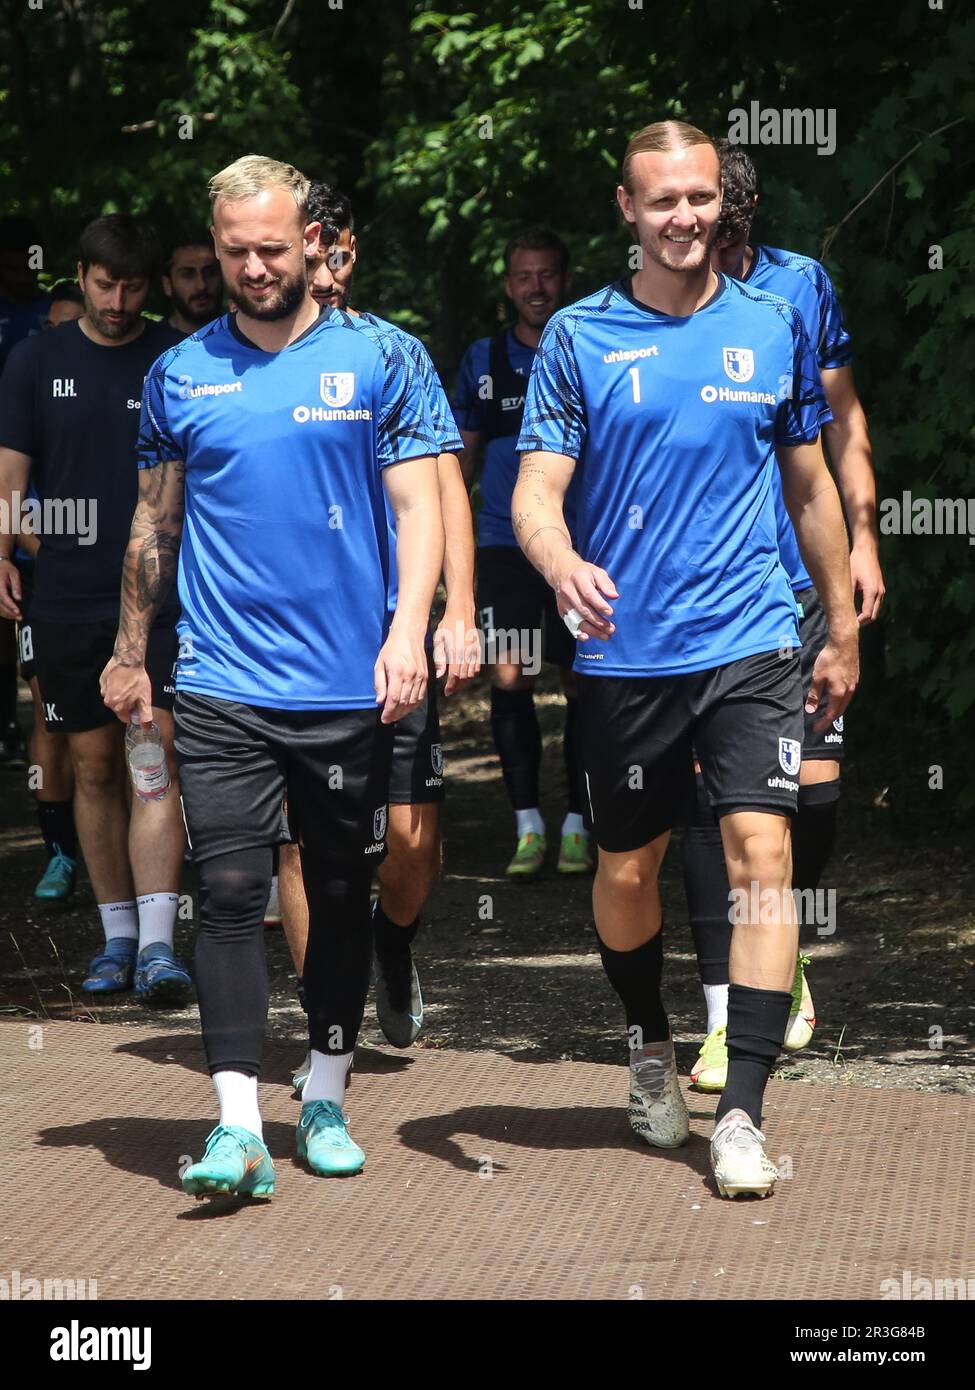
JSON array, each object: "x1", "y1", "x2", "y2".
[
  {"x1": 431, "y1": 743, "x2": 444, "y2": 777},
  {"x1": 373, "y1": 804, "x2": 388, "y2": 841},
  {"x1": 778, "y1": 737, "x2": 801, "y2": 776},
  {"x1": 320, "y1": 372, "x2": 355, "y2": 408},
  {"x1": 833, "y1": 716, "x2": 844, "y2": 733},
  {"x1": 722, "y1": 347, "x2": 755, "y2": 384}
]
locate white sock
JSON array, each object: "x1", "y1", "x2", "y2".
[
  {"x1": 212, "y1": 1071, "x2": 263, "y2": 1138},
  {"x1": 136, "y1": 891, "x2": 179, "y2": 951},
  {"x1": 704, "y1": 982, "x2": 729, "y2": 1034},
  {"x1": 98, "y1": 900, "x2": 139, "y2": 947},
  {"x1": 302, "y1": 1050, "x2": 353, "y2": 1106},
  {"x1": 515, "y1": 808, "x2": 545, "y2": 838},
  {"x1": 560, "y1": 811, "x2": 586, "y2": 837}
]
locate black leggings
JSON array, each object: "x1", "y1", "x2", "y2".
[{"x1": 195, "y1": 845, "x2": 373, "y2": 1076}]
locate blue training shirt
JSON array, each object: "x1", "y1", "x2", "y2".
[
  {"x1": 745, "y1": 245, "x2": 852, "y2": 592},
  {"x1": 355, "y1": 311, "x2": 461, "y2": 613},
  {"x1": 136, "y1": 309, "x2": 439, "y2": 710},
  {"x1": 517, "y1": 275, "x2": 830, "y2": 678}
]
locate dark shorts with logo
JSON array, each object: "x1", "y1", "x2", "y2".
[
  {"x1": 14, "y1": 563, "x2": 35, "y2": 682},
  {"x1": 174, "y1": 692, "x2": 394, "y2": 868},
  {"x1": 795, "y1": 585, "x2": 846, "y2": 761},
  {"x1": 477, "y1": 544, "x2": 576, "y2": 671},
  {"x1": 577, "y1": 648, "x2": 804, "y2": 852},
  {"x1": 388, "y1": 650, "x2": 445, "y2": 806},
  {"x1": 31, "y1": 616, "x2": 178, "y2": 733}
]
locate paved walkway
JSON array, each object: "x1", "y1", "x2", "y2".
[{"x1": 4, "y1": 1020, "x2": 971, "y2": 1300}]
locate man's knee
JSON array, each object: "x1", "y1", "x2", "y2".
[
  {"x1": 384, "y1": 806, "x2": 441, "y2": 894},
  {"x1": 721, "y1": 812, "x2": 792, "y2": 888},
  {"x1": 70, "y1": 730, "x2": 123, "y2": 793},
  {"x1": 597, "y1": 844, "x2": 664, "y2": 899}
]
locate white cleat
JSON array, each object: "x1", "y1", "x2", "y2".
[
  {"x1": 710, "y1": 1107, "x2": 778, "y2": 1198},
  {"x1": 628, "y1": 1046, "x2": 690, "y2": 1148}
]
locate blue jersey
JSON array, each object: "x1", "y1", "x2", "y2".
[
  {"x1": 744, "y1": 245, "x2": 852, "y2": 591},
  {"x1": 356, "y1": 312, "x2": 461, "y2": 613},
  {"x1": 136, "y1": 309, "x2": 439, "y2": 710},
  {"x1": 517, "y1": 276, "x2": 830, "y2": 678}
]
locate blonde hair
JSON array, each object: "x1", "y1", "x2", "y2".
[
  {"x1": 621, "y1": 121, "x2": 718, "y2": 192},
  {"x1": 208, "y1": 155, "x2": 310, "y2": 219}
]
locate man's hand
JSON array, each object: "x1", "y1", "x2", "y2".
[
  {"x1": 806, "y1": 629, "x2": 859, "y2": 732},
  {"x1": 0, "y1": 558, "x2": 22, "y2": 621},
  {"x1": 433, "y1": 601, "x2": 481, "y2": 695},
  {"x1": 549, "y1": 550, "x2": 618, "y2": 641},
  {"x1": 850, "y1": 542, "x2": 885, "y2": 625},
  {"x1": 375, "y1": 628, "x2": 428, "y2": 724},
  {"x1": 100, "y1": 656, "x2": 153, "y2": 725}
]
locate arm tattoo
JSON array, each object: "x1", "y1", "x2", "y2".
[{"x1": 114, "y1": 458, "x2": 186, "y2": 665}]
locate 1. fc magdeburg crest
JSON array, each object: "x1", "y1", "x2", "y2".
[
  {"x1": 722, "y1": 347, "x2": 755, "y2": 383},
  {"x1": 320, "y1": 372, "x2": 355, "y2": 408},
  {"x1": 778, "y1": 737, "x2": 801, "y2": 776}
]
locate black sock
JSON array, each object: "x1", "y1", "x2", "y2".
[
  {"x1": 793, "y1": 780, "x2": 840, "y2": 893},
  {"x1": 596, "y1": 928, "x2": 669, "y2": 1045},
  {"x1": 0, "y1": 663, "x2": 18, "y2": 728},
  {"x1": 563, "y1": 697, "x2": 584, "y2": 817},
  {"x1": 374, "y1": 900, "x2": 418, "y2": 959},
  {"x1": 296, "y1": 975, "x2": 307, "y2": 1014},
  {"x1": 716, "y1": 983, "x2": 792, "y2": 1128},
  {"x1": 681, "y1": 774, "x2": 731, "y2": 985},
  {"x1": 490, "y1": 687, "x2": 541, "y2": 810},
  {"x1": 37, "y1": 799, "x2": 77, "y2": 861}
]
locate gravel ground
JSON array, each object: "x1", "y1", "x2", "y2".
[{"x1": 2, "y1": 674, "x2": 973, "y2": 1095}]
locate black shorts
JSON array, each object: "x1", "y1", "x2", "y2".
[
  {"x1": 174, "y1": 692, "x2": 394, "y2": 868},
  {"x1": 477, "y1": 545, "x2": 576, "y2": 672},
  {"x1": 31, "y1": 617, "x2": 178, "y2": 733},
  {"x1": 388, "y1": 650, "x2": 445, "y2": 806},
  {"x1": 15, "y1": 564, "x2": 35, "y2": 683},
  {"x1": 577, "y1": 648, "x2": 804, "y2": 852},
  {"x1": 795, "y1": 586, "x2": 845, "y2": 762}
]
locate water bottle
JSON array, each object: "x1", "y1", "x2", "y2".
[{"x1": 125, "y1": 713, "x2": 171, "y2": 802}]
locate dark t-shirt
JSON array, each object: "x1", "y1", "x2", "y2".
[{"x1": 0, "y1": 317, "x2": 182, "y2": 623}]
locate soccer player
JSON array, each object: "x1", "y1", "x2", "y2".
[
  {"x1": 46, "y1": 282, "x2": 85, "y2": 328},
  {"x1": 101, "y1": 155, "x2": 443, "y2": 1196},
  {"x1": 513, "y1": 120, "x2": 858, "y2": 1198},
  {"x1": 454, "y1": 231, "x2": 592, "y2": 880},
  {"x1": 161, "y1": 237, "x2": 223, "y2": 336},
  {"x1": 281, "y1": 180, "x2": 478, "y2": 1063},
  {"x1": 684, "y1": 141, "x2": 885, "y2": 1093},
  {"x1": 0, "y1": 215, "x2": 189, "y2": 997},
  {"x1": 0, "y1": 215, "x2": 50, "y2": 372}
]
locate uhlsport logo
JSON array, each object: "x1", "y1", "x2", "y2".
[
  {"x1": 723, "y1": 347, "x2": 755, "y2": 383},
  {"x1": 320, "y1": 372, "x2": 355, "y2": 408},
  {"x1": 778, "y1": 737, "x2": 801, "y2": 776},
  {"x1": 373, "y1": 805, "x2": 388, "y2": 841}
]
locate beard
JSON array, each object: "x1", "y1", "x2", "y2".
[
  {"x1": 643, "y1": 225, "x2": 717, "y2": 273},
  {"x1": 228, "y1": 266, "x2": 307, "y2": 321},
  {"x1": 172, "y1": 285, "x2": 220, "y2": 327},
  {"x1": 83, "y1": 294, "x2": 141, "y2": 339}
]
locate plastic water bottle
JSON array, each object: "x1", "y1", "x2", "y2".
[{"x1": 125, "y1": 713, "x2": 171, "y2": 802}]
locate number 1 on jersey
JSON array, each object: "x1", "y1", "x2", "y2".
[{"x1": 629, "y1": 366, "x2": 641, "y2": 403}]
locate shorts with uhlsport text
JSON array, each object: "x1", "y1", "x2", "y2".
[{"x1": 577, "y1": 647, "x2": 804, "y2": 852}]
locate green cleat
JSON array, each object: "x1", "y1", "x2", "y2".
[
  {"x1": 505, "y1": 832, "x2": 546, "y2": 879},
  {"x1": 690, "y1": 1025, "x2": 728, "y2": 1092},
  {"x1": 783, "y1": 954, "x2": 815, "y2": 1053},
  {"x1": 296, "y1": 1099, "x2": 365, "y2": 1176},
  {"x1": 181, "y1": 1125, "x2": 275, "y2": 1201},
  {"x1": 557, "y1": 832, "x2": 594, "y2": 875}
]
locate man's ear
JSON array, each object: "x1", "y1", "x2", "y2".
[
  {"x1": 349, "y1": 234, "x2": 358, "y2": 266},
  {"x1": 76, "y1": 260, "x2": 86, "y2": 292},
  {"x1": 615, "y1": 183, "x2": 634, "y2": 225},
  {"x1": 303, "y1": 219, "x2": 322, "y2": 260}
]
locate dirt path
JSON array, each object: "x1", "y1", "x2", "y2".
[{"x1": 2, "y1": 675, "x2": 972, "y2": 1094}]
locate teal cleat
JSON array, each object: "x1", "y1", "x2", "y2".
[
  {"x1": 34, "y1": 848, "x2": 77, "y2": 901},
  {"x1": 296, "y1": 1099, "x2": 365, "y2": 1176},
  {"x1": 181, "y1": 1125, "x2": 275, "y2": 1201},
  {"x1": 82, "y1": 938, "x2": 136, "y2": 993}
]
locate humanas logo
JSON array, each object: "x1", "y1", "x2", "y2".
[
  {"x1": 294, "y1": 371, "x2": 371, "y2": 424},
  {"x1": 700, "y1": 384, "x2": 776, "y2": 406}
]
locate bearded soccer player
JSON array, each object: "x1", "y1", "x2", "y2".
[
  {"x1": 162, "y1": 238, "x2": 223, "y2": 336},
  {"x1": 513, "y1": 121, "x2": 858, "y2": 1198},
  {"x1": 454, "y1": 231, "x2": 591, "y2": 880},
  {"x1": 101, "y1": 155, "x2": 443, "y2": 1196},
  {"x1": 683, "y1": 140, "x2": 885, "y2": 1094},
  {"x1": 277, "y1": 182, "x2": 477, "y2": 1074}
]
